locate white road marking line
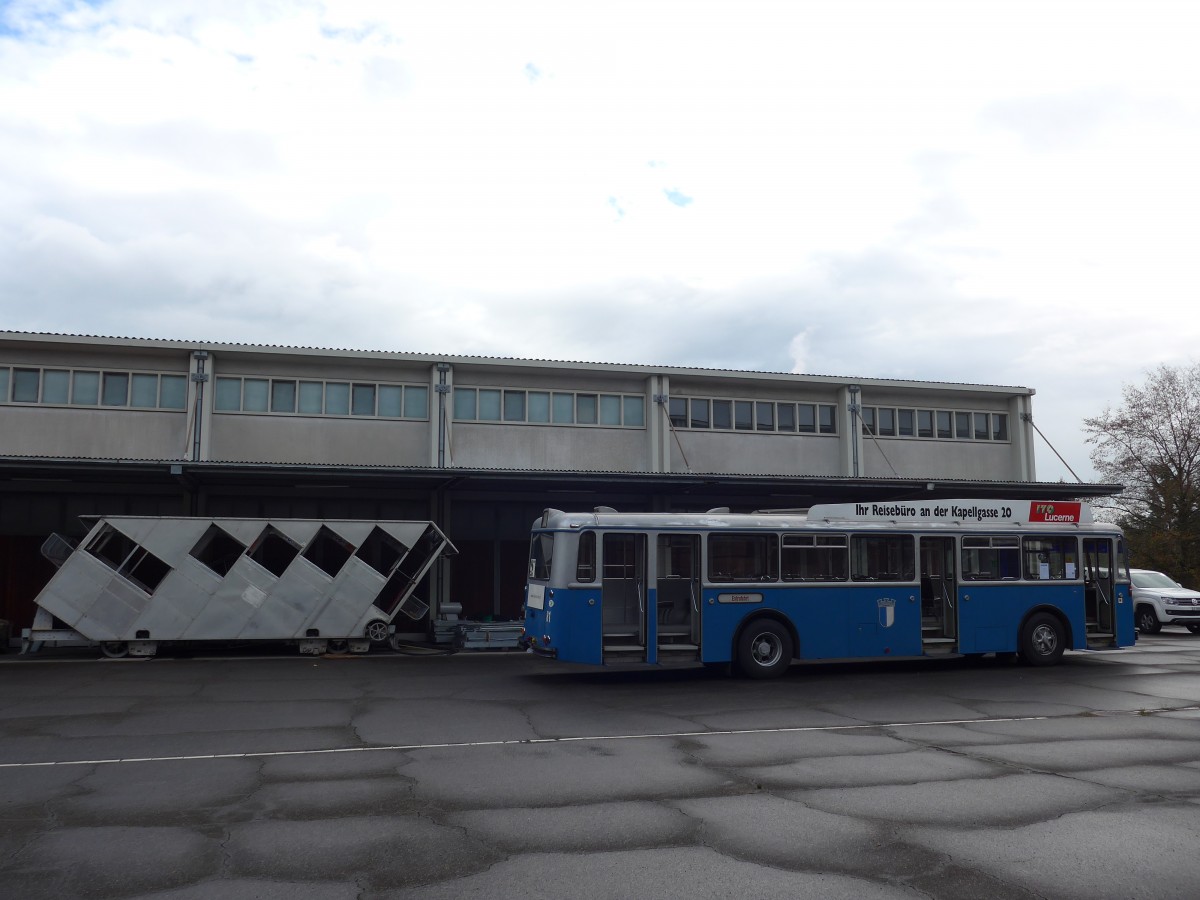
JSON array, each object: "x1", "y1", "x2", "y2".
[
  {"x1": 5, "y1": 706, "x2": 1195, "y2": 770},
  {"x1": 0, "y1": 712, "x2": 1076, "y2": 769}
]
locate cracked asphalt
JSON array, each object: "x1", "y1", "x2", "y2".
[{"x1": 2, "y1": 631, "x2": 1199, "y2": 899}]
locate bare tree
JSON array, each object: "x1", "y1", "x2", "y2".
[{"x1": 1084, "y1": 362, "x2": 1200, "y2": 586}]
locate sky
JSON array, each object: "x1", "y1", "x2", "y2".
[{"x1": 2, "y1": 0, "x2": 1198, "y2": 484}]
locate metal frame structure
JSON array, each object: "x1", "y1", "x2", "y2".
[{"x1": 24, "y1": 516, "x2": 455, "y2": 657}]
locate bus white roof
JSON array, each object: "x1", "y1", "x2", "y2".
[
  {"x1": 538, "y1": 500, "x2": 1102, "y2": 531},
  {"x1": 805, "y1": 500, "x2": 1095, "y2": 526}
]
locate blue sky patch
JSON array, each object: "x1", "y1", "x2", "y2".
[{"x1": 664, "y1": 189, "x2": 693, "y2": 207}]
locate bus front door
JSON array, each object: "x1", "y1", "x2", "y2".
[
  {"x1": 602, "y1": 532, "x2": 647, "y2": 662},
  {"x1": 655, "y1": 534, "x2": 701, "y2": 663},
  {"x1": 1083, "y1": 538, "x2": 1116, "y2": 641},
  {"x1": 920, "y1": 536, "x2": 958, "y2": 652}
]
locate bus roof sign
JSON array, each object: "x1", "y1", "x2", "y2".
[{"x1": 806, "y1": 500, "x2": 1093, "y2": 525}]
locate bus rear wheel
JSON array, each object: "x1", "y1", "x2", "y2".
[
  {"x1": 1018, "y1": 612, "x2": 1065, "y2": 667},
  {"x1": 735, "y1": 619, "x2": 793, "y2": 679}
]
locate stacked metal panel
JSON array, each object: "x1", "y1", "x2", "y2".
[{"x1": 27, "y1": 516, "x2": 454, "y2": 656}]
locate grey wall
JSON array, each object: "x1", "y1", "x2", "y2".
[{"x1": 1, "y1": 334, "x2": 1037, "y2": 481}]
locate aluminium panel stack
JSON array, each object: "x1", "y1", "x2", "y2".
[{"x1": 27, "y1": 516, "x2": 454, "y2": 654}]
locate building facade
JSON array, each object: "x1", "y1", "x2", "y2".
[{"x1": 0, "y1": 331, "x2": 1114, "y2": 636}]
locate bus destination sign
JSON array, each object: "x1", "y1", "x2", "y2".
[
  {"x1": 807, "y1": 499, "x2": 1093, "y2": 525},
  {"x1": 1026, "y1": 502, "x2": 1083, "y2": 523}
]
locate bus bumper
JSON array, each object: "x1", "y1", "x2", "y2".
[{"x1": 518, "y1": 631, "x2": 558, "y2": 658}]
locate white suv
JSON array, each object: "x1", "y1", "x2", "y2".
[{"x1": 1130, "y1": 568, "x2": 1200, "y2": 635}]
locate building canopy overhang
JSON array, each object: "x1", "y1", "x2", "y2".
[{"x1": 0, "y1": 457, "x2": 1122, "y2": 508}]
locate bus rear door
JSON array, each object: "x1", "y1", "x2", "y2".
[
  {"x1": 655, "y1": 534, "x2": 701, "y2": 663},
  {"x1": 920, "y1": 536, "x2": 958, "y2": 654},
  {"x1": 602, "y1": 532, "x2": 647, "y2": 663}
]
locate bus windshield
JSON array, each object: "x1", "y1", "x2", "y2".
[{"x1": 528, "y1": 533, "x2": 554, "y2": 581}]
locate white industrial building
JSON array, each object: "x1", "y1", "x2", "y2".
[{"x1": 0, "y1": 331, "x2": 1115, "y2": 637}]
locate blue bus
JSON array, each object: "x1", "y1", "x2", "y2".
[{"x1": 520, "y1": 500, "x2": 1133, "y2": 677}]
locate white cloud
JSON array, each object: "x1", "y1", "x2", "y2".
[{"x1": 2, "y1": 0, "x2": 1200, "y2": 482}]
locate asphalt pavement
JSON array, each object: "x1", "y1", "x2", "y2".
[{"x1": 2, "y1": 631, "x2": 1200, "y2": 899}]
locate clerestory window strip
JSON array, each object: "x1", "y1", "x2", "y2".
[
  {"x1": 669, "y1": 396, "x2": 839, "y2": 435},
  {"x1": 452, "y1": 387, "x2": 646, "y2": 428},
  {"x1": 860, "y1": 405, "x2": 1011, "y2": 442},
  {"x1": 214, "y1": 376, "x2": 430, "y2": 419},
  {"x1": 0, "y1": 365, "x2": 187, "y2": 410}
]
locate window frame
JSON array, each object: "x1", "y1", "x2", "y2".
[
  {"x1": 850, "y1": 534, "x2": 916, "y2": 583},
  {"x1": 1022, "y1": 536, "x2": 1080, "y2": 581},
  {"x1": 961, "y1": 535, "x2": 1021, "y2": 581},
  {"x1": 0, "y1": 365, "x2": 1017, "y2": 446},
  {"x1": 707, "y1": 532, "x2": 779, "y2": 584},
  {"x1": 213, "y1": 375, "x2": 432, "y2": 420},
  {"x1": 451, "y1": 387, "x2": 646, "y2": 428},
  {"x1": 0, "y1": 365, "x2": 186, "y2": 410},
  {"x1": 101, "y1": 372, "x2": 130, "y2": 408},
  {"x1": 781, "y1": 533, "x2": 849, "y2": 582}
]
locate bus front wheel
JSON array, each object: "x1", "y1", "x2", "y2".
[
  {"x1": 1018, "y1": 612, "x2": 1065, "y2": 667},
  {"x1": 735, "y1": 620, "x2": 793, "y2": 679}
]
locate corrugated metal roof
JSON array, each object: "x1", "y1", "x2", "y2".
[{"x1": 0, "y1": 330, "x2": 1032, "y2": 392}]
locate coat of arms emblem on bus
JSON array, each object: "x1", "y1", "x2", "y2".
[{"x1": 878, "y1": 597, "x2": 896, "y2": 628}]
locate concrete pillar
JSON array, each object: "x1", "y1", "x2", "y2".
[
  {"x1": 1010, "y1": 393, "x2": 1037, "y2": 481},
  {"x1": 647, "y1": 374, "x2": 671, "y2": 472},
  {"x1": 431, "y1": 362, "x2": 453, "y2": 467},
  {"x1": 189, "y1": 349, "x2": 213, "y2": 462},
  {"x1": 838, "y1": 384, "x2": 864, "y2": 477}
]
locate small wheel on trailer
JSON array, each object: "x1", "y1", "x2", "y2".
[
  {"x1": 1136, "y1": 607, "x2": 1162, "y2": 635},
  {"x1": 1186, "y1": 623, "x2": 1200, "y2": 635},
  {"x1": 100, "y1": 641, "x2": 129, "y2": 659},
  {"x1": 364, "y1": 620, "x2": 390, "y2": 644},
  {"x1": 327, "y1": 639, "x2": 349, "y2": 654},
  {"x1": 1018, "y1": 612, "x2": 1065, "y2": 667},
  {"x1": 735, "y1": 619, "x2": 793, "y2": 679}
]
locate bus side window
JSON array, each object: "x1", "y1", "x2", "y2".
[
  {"x1": 961, "y1": 536, "x2": 1019, "y2": 581},
  {"x1": 1022, "y1": 536, "x2": 1078, "y2": 580},
  {"x1": 995, "y1": 537, "x2": 1021, "y2": 579},
  {"x1": 709, "y1": 533, "x2": 778, "y2": 583},
  {"x1": 851, "y1": 534, "x2": 915, "y2": 582},
  {"x1": 780, "y1": 534, "x2": 811, "y2": 580},
  {"x1": 961, "y1": 537, "x2": 988, "y2": 580},
  {"x1": 782, "y1": 534, "x2": 847, "y2": 581},
  {"x1": 576, "y1": 531, "x2": 596, "y2": 583}
]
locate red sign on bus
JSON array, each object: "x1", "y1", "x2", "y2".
[{"x1": 1028, "y1": 502, "x2": 1082, "y2": 523}]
